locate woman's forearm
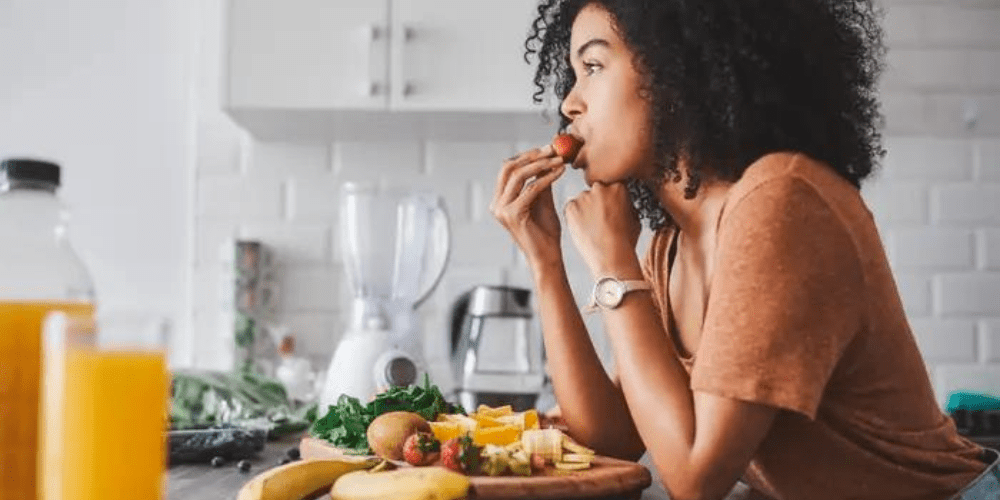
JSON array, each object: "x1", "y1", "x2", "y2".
[{"x1": 531, "y1": 259, "x2": 646, "y2": 460}]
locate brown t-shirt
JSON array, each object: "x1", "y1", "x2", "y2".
[{"x1": 641, "y1": 152, "x2": 986, "y2": 500}]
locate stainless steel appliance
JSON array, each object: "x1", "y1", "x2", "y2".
[{"x1": 449, "y1": 285, "x2": 546, "y2": 412}]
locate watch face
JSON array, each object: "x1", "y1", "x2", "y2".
[{"x1": 595, "y1": 278, "x2": 625, "y2": 308}]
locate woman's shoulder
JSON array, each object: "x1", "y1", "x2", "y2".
[{"x1": 725, "y1": 151, "x2": 870, "y2": 229}]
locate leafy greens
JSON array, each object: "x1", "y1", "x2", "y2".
[{"x1": 309, "y1": 374, "x2": 464, "y2": 453}]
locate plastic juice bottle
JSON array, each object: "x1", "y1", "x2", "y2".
[{"x1": 0, "y1": 158, "x2": 96, "y2": 500}]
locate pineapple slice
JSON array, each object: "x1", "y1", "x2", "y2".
[
  {"x1": 480, "y1": 444, "x2": 511, "y2": 476},
  {"x1": 508, "y1": 449, "x2": 532, "y2": 476}
]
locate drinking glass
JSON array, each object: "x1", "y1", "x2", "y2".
[{"x1": 40, "y1": 311, "x2": 170, "y2": 500}]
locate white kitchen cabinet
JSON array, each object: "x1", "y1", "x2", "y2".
[
  {"x1": 227, "y1": 0, "x2": 389, "y2": 109},
  {"x1": 223, "y1": 0, "x2": 552, "y2": 140},
  {"x1": 388, "y1": 0, "x2": 539, "y2": 111}
]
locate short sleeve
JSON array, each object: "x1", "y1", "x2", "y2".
[{"x1": 690, "y1": 176, "x2": 864, "y2": 420}]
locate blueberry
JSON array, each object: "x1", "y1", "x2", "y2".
[
  {"x1": 286, "y1": 447, "x2": 300, "y2": 460},
  {"x1": 237, "y1": 459, "x2": 252, "y2": 472},
  {"x1": 210, "y1": 456, "x2": 225, "y2": 468},
  {"x1": 279, "y1": 456, "x2": 292, "y2": 465}
]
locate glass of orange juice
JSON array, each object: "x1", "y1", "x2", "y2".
[{"x1": 40, "y1": 311, "x2": 170, "y2": 500}]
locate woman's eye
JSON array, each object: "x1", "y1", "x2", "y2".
[{"x1": 583, "y1": 61, "x2": 602, "y2": 75}]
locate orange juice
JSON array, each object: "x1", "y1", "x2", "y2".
[
  {"x1": 0, "y1": 301, "x2": 93, "y2": 500},
  {"x1": 58, "y1": 348, "x2": 168, "y2": 500}
]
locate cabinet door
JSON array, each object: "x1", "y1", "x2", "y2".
[
  {"x1": 390, "y1": 0, "x2": 541, "y2": 112},
  {"x1": 227, "y1": 0, "x2": 389, "y2": 109}
]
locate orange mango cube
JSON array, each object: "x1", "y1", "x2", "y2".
[{"x1": 472, "y1": 424, "x2": 521, "y2": 447}]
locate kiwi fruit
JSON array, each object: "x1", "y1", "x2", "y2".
[{"x1": 366, "y1": 411, "x2": 431, "y2": 460}]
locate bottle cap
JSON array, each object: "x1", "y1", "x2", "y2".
[{"x1": 0, "y1": 158, "x2": 61, "y2": 187}]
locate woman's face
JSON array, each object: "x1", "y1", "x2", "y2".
[{"x1": 561, "y1": 3, "x2": 655, "y2": 186}]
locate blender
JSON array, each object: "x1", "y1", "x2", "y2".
[{"x1": 319, "y1": 182, "x2": 450, "y2": 407}]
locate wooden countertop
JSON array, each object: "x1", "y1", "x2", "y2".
[{"x1": 165, "y1": 433, "x2": 771, "y2": 500}]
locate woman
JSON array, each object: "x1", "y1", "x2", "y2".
[{"x1": 490, "y1": 1, "x2": 997, "y2": 499}]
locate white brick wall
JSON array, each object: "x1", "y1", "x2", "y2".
[
  {"x1": 870, "y1": 0, "x2": 1000, "y2": 407},
  {"x1": 189, "y1": 0, "x2": 1000, "y2": 408}
]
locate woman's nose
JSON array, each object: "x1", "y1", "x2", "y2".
[{"x1": 560, "y1": 86, "x2": 584, "y2": 121}]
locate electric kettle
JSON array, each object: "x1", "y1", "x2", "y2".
[{"x1": 449, "y1": 285, "x2": 547, "y2": 412}]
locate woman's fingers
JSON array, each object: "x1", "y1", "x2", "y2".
[
  {"x1": 493, "y1": 145, "x2": 555, "y2": 203},
  {"x1": 497, "y1": 156, "x2": 564, "y2": 207},
  {"x1": 501, "y1": 163, "x2": 566, "y2": 217}
]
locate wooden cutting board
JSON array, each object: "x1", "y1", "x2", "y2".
[{"x1": 300, "y1": 437, "x2": 652, "y2": 500}]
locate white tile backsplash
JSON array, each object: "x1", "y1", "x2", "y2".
[
  {"x1": 910, "y1": 318, "x2": 978, "y2": 363},
  {"x1": 247, "y1": 142, "x2": 330, "y2": 176},
  {"x1": 921, "y1": 6, "x2": 1000, "y2": 48},
  {"x1": 239, "y1": 224, "x2": 330, "y2": 266},
  {"x1": 189, "y1": 0, "x2": 1000, "y2": 407},
  {"x1": 981, "y1": 319, "x2": 1000, "y2": 363},
  {"x1": 977, "y1": 139, "x2": 1000, "y2": 181},
  {"x1": 889, "y1": 227, "x2": 976, "y2": 269},
  {"x1": 893, "y1": 273, "x2": 934, "y2": 317},
  {"x1": 198, "y1": 175, "x2": 285, "y2": 219},
  {"x1": 979, "y1": 229, "x2": 1000, "y2": 270},
  {"x1": 931, "y1": 184, "x2": 1000, "y2": 224},
  {"x1": 934, "y1": 273, "x2": 1000, "y2": 316},
  {"x1": 881, "y1": 137, "x2": 974, "y2": 181},
  {"x1": 862, "y1": 180, "x2": 930, "y2": 225}
]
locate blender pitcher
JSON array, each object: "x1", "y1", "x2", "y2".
[{"x1": 320, "y1": 182, "x2": 450, "y2": 407}]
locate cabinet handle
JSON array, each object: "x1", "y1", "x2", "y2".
[
  {"x1": 398, "y1": 25, "x2": 417, "y2": 98},
  {"x1": 361, "y1": 24, "x2": 384, "y2": 97},
  {"x1": 403, "y1": 26, "x2": 416, "y2": 42}
]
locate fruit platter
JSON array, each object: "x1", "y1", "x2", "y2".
[{"x1": 236, "y1": 377, "x2": 651, "y2": 500}]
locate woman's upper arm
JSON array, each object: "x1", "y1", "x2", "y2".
[{"x1": 686, "y1": 392, "x2": 778, "y2": 500}]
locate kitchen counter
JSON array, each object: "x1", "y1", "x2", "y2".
[
  {"x1": 167, "y1": 433, "x2": 305, "y2": 499},
  {"x1": 166, "y1": 433, "x2": 770, "y2": 500}
]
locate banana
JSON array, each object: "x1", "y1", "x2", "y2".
[
  {"x1": 236, "y1": 457, "x2": 380, "y2": 500},
  {"x1": 554, "y1": 461, "x2": 590, "y2": 471},
  {"x1": 522, "y1": 428, "x2": 563, "y2": 463},
  {"x1": 560, "y1": 453, "x2": 594, "y2": 464},
  {"x1": 330, "y1": 466, "x2": 470, "y2": 500}
]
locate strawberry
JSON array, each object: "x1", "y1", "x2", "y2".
[
  {"x1": 440, "y1": 435, "x2": 483, "y2": 474},
  {"x1": 530, "y1": 452, "x2": 546, "y2": 472},
  {"x1": 551, "y1": 133, "x2": 583, "y2": 162},
  {"x1": 402, "y1": 431, "x2": 440, "y2": 466}
]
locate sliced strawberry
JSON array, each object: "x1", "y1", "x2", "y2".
[{"x1": 440, "y1": 435, "x2": 482, "y2": 474}]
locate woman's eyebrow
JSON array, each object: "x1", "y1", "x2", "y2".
[{"x1": 574, "y1": 38, "x2": 611, "y2": 60}]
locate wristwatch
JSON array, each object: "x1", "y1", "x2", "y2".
[{"x1": 581, "y1": 276, "x2": 652, "y2": 315}]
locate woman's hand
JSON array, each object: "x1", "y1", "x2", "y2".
[
  {"x1": 490, "y1": 146, "x2": 567, "y2": 270},
  {"x1": 564, "y1": 182, "x2": 642, "y2": 277}
]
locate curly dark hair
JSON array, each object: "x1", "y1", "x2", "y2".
[{"x1": 524, "y1": 0, "x2": 887, "y2": 230}]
